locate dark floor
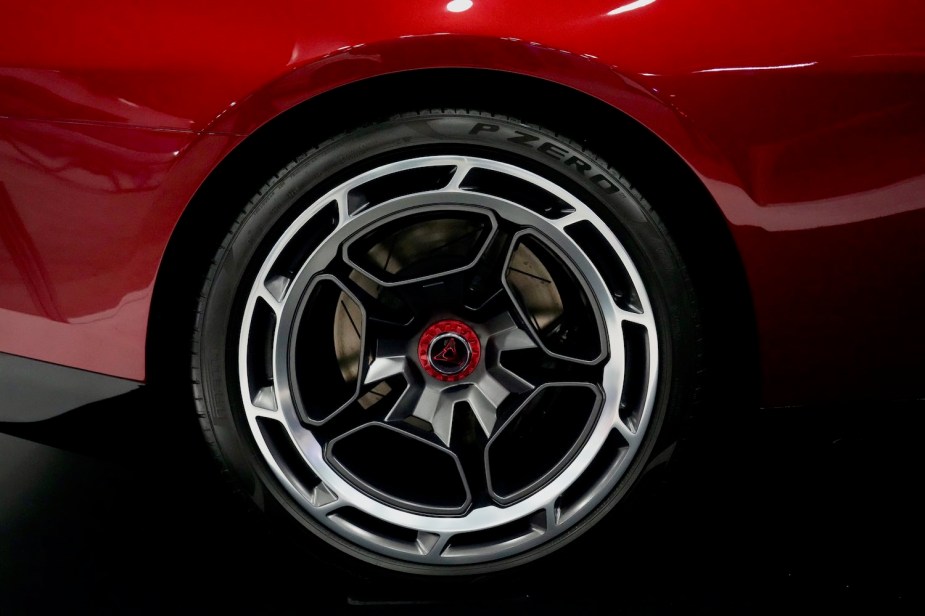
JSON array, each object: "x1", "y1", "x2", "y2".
[{"x1": 1, "y1": 391, "x2": 922, "y2": 614}]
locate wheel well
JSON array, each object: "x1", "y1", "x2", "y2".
[{"x1": 147, "y1": 68, "x2": 758, "y2": 405}]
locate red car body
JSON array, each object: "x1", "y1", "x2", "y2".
[{"x1": 1, "y1": 0, "x2": 924, "y2": 417}]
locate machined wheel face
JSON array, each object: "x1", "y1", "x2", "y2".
[{"x1": 236, "y1": 153, "x2": 660, "y2": 568}]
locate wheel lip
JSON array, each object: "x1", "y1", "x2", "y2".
[{"x1": 236, "y1": 154, "x2": 660, "y2": 565}]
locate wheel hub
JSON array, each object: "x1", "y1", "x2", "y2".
[{"x1": 419, "y1": 319, "x2": 481, "y2": 381}]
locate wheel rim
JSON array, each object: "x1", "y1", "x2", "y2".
[{"x1": 237, "y1": 155, "x2": 659, "y2": 566}]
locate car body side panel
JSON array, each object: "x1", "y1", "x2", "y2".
[
  {"x1": 0, "y1": 120, "x2": 234, "y2": 377},
  {"x1": 0, "y1": 1, "x2": 923, "y2": 405}
]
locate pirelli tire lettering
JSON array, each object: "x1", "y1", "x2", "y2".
[
  {"x1": 194, "y1": 109, "x2": 699, "y2": 577},
  {"x1": 468, "y1": 121, "x2": 621, "y2": 195}
]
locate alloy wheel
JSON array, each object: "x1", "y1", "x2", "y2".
[{"x1": 236, "y1": 154, "x2": 659, "y2": 566}]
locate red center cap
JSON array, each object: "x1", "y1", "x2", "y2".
[{"x1": 418, "y1": 320, "x2": 481, "y2": 382}]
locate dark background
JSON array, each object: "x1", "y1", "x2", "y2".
[{"x1": 1, "y1": 391, "x2": 922, "y2": 614}]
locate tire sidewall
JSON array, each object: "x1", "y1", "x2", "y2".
[{"x1": 197, "y1": 110, "x2": 699, "y2": 576}]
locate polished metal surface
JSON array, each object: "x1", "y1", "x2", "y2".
[{"x1": 237, "y1": 156, "x2": 659, "y2": 565}]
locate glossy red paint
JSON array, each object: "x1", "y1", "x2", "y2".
[
  {"x1": 1, "y1": 1, "x2": 923, "y2": 405},
  {"x1": 0, "y1": 119, "x2": 233, "y2": 376}
]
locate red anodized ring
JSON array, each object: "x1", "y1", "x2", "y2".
[{"x1": 418, "y1": 319, "x2": 481, "y2": 382}]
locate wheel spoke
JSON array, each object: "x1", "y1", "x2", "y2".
[
  {"x1": 616, "y1": 306, "x2": 655, "y2": 328},
  {"x1": 255, "y1": 284, "x2": 283, "y2": 315},
  {"x1": 502, "y1": 229, "x2": 609, "y2": 366},
  {"x1": 364, "y1": 354, "x2": 407, "y2": 385},
  {"x1": 448, "y1": 403, "x2": 491, "y2": 506},
  {"x1": 311, "y1": 485, "x2": 339, "y2": 510},
  {"x1": 244, "y1": 402, "x2": 279, "y2": 421},
  {"x1": 612, "y1": 415, "x2": 639, "y2": 444},
  {"x1": 364, "y1": 338, "x2": 412, "y2": 385},
  {"x1": 263, "y1": 274, "x2": 291, "y2": 304},
  {"x1": 412, "y1": 389, "x2": 455, "y2": 447},
  {"x1": 328, "y1": 269, "x2": 413, "y2": 330},
  {"x1": 418, "y1": 532, "x2": 452, "y2": 558},
  {"x1": 541, "y1": 501, "x2": 558, "y2": 531},
  {"x1": 234, "y1": 151, "x2": 661, "y2": 567},
  {"x1": 498, "y1": 346, "x2": 603, "y2": 390},
  {"x1": 333, "y1": 189, "x2": 351, "y2": 223},
  {"x1": 480, "y1": 312, "x2": 537, "y2": 396},
  {"x1": 551, "y1": 211, "x2": 584, "y2": 230},
  {"x1": 463, "y1": 227, "x2": 516, "y2": 314},
  {"x1": 305, "y1": 377, "x2": 408, "y2": 443},
  {"x1": 491, "y1": 324, "x2": 538, "y2": 353},
  {"x1": 251, "y1": 385, "x2": 278, "y2": 412},
  {"x1": 384, "y1": 385, "x2": 456, "y2": 447},
  {"x1": 445, "y1": 160, "x2": 473, "y2": 190},
  {"x1": 464, "y1": 386, "x2": 499, "y2": 439}
]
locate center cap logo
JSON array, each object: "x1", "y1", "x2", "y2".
[
  {"x1": 418, "y1": 319, "x2": 482, "y2": 382},
  {"x1": 429, "y1": 333, "x2": 471, "y2": 375}
]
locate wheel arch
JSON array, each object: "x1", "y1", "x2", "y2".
[{"x1": 147, "y1": 68, "x2": 758, "y2": 406}]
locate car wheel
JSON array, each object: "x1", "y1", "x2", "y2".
[{"x1": 193, "y1": 109, "x2": 700, "y2": 575}]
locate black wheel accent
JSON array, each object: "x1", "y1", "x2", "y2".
[{"x1": 192, "y1": 109, "x2": 701, "y2": 576}]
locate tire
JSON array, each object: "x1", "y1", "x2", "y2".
[{"x1": 193, "y1": 109, "x2": 701, "y2": 576}]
